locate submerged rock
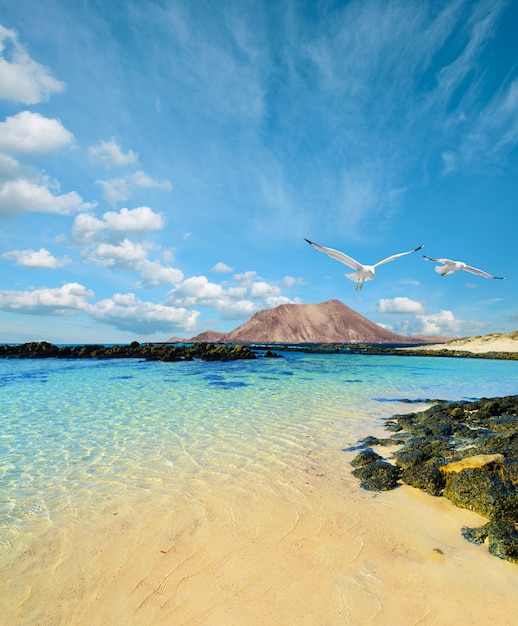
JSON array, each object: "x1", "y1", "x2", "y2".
[{"x1": 350, "y1": 395, "x2": 518, "y2": 564}]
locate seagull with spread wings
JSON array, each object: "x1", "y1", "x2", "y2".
[
  {"x1": 423, "y1": 255, "x2": 504, "y2": 280},
  {"x1": 304, "y1": 239, "x2": 424, "y2": 291}
]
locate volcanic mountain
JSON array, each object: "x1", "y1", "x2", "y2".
[{"x1": 169, "y1": 299, "x2": 433, "y2": 344}]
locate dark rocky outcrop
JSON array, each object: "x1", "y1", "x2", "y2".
[
  {"x1": 351, "y1": 395, "x2": 518, "y2": 564},
  {"x1": 0, "y1": 341, "x2": 265, "y2": 362}
]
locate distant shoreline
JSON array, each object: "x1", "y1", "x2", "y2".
[{"x1": 1, "y1": 336, "x2": 518, "y2": 360}]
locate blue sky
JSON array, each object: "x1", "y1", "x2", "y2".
[{"x1": 0, "y1": 0, "x2": 516, "y2": 343}]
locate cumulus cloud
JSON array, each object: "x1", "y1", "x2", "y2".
[
  {"x1": 1, "y1": 247, "x2": 69, "y2": 268},
  {"x1": 88, "y1": 239, "x2": 149, "y2": 268},
  {"x1": 0, "y1": 111, "x2": 74, "y2": 154},
  {"x1": 0, "y1": 282, "x2": 93, "y2": 314},
  {"x1": 88, "y1": 137, "x2": 138, "y2": 168},
  {"x1": 211, "y1": 261, "x2": 234, "y2": 273},
  {"x1": 96, "y1": 171, "x2": 172, "y2": 205},
  {"x1": 0, "y1": 24, "x2": 65, "y2": 104},
  {"x1": 85, "y1": 293, "x2": 198, "y2": 334},
  {"x1": 0, "y1": 151, "x2": 91, "y2": 219},
  {"x1": 413, "y1": 310, "x2": 484, "y2": 337},
  {"x1": 0, "y1": 176, "x2": 93, "y2": 216},
  {"x1": 71, "y1": 206, "x2": 182, "y2": 287},
  {"x1": 250, "y1": 281, "x2": 281, "y2": 298},
  {"x1": 0, "y1": 282, "x2": 199, "y2": 334},
  {"x1": 377, "y1": 297, "x2": 425, "y2": 314},
  {"x1": 72, "y1": 206, "x2": 165, "y2": 244},
  {"x1": 135, "y1": 259, "x2": 184, "y2": 288},
  {"x1": 168, "y1": 276, "x2": 226, "y2": 308},
  {"x1": 84, "y1": 239, "x2": 183, "y2": 287},
  {"x1": 167, "y1": 273, "x2": 299, "y2": 320}
]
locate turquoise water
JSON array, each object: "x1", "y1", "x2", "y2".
[{"x1": 0, "y1": 352, "x2": 517, "y2": 545}]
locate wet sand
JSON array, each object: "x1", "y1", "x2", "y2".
[{"x1": 2, "y1": 444, "x2": 518, "y2": 625}]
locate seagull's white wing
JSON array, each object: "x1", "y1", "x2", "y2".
[
  {"x1": 373, "y1": 245, "x2": 424, "y2": 268},
  {"x1": 463, "y1": 265, "x2": 504, "y2": 280},
  {"x1": 304, "y1": 239, "x2": 364, "y2": 271}
]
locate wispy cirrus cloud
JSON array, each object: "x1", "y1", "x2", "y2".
[{"x1": 96, "y1": 171, "x2": 172, "y2": 205}]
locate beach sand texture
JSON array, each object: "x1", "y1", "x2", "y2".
[{"x1": 2, "y1": 445, "x2": 518, "y2": 625}]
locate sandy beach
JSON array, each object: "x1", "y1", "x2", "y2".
[
  {"x1": 410, "y1": 332, "x2": 518, "y2": 354},
  {"x1": 2, "y1": 438, "x2": 518, "y2": 625}
]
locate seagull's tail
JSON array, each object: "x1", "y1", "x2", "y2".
[
  {"x1": 435, "y1": 266, "x2": 453, "y2": 276},
  {"x1": 345, "y1": 271, "x2": 374, "y2": 283}
]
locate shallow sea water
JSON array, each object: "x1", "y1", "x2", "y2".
[{"x1": 1, "y1": 352, "x2": 517, "y2": 624}]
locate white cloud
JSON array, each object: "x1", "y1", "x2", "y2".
[
  {"x1": 85, "y1": 293, "x2": 198, "y2": 334},
  {"x1": 72, "y1": 206, "x2": 181, "y2": 287},
  {"x1": 250, "y1": 281, "x2": 281, "y2": 299},
  {"x1": 135, "y1": 259, "x2": 184, "y2": 287},
  {"x1": 0, "y1": 177, "x2": 93, "y2": 216},
  {"x1": 0, "y1": 24, "x2": 65, "y2": 104},
  {"x1": 211, "y1": 261, "x2": 234, "y2": 273},
  {"x1": 72, "y1": 206, "x2": 165, "y2": 244},
  {"x1": 1, "y1": 247, "x2": 69, "y2": 268},
  {"x1": 219, "y1": 299, "x2": 258, "y2": 320},
  {"x1": 85, "y1": 239, "x2": 183, "y2": 286},
  {"x1": 168, "y1": 276, "x2": 226, "y2": 307},
  {"x1": 279, "y1": 276, "x2": 306, "y2": 288},
  {"x1": 0, "y1": 282, "x2": 199, "y2": 334},
  {"x1": 441, "y1": 150, "x2": 456, "y2": 174},
  {"x1": 378, "y1": 297, "x2": 425, "y2": 314},
  {"x1": 89, "y1": 239, "x2": 149, "y2": 267},
  {"x1": 96, "y1": 171, "x2": 172, "y2": 205},
  {"x1": 233, "y1": 271, "x2": 258, "y2": 286},
  {"x1": 0, "y1": 282, "x2": 93, "y2": 314},
  {"x1": 88, "y1": 137, "x2": 138, "y2": 168},
  {"x1": 167, "y1": 273, "x2": 299, "y2": 320},
  {"x1": 0, "y1": 111, "x2": 74, "y2": 154},
  {"x1": 414, "y1": 310, "x2": 484, "y2": 337}
]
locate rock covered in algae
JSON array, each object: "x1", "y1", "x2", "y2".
[
  {"x1": 350, "y1": 448, "x2": 401, "y2": 491},
  {"x1": 462, "y1": 520, "x2": 518, "y2": 564},
  {"x1": 0, "y1": 341, "x2": 261, "y2": 362},
  {"x1": 350, "y1": 395, "x2": 518, "y2": 564}
]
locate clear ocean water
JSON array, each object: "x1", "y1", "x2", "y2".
[{"x1": 0, "y1": 351, "x2": 517, "y2": 565}]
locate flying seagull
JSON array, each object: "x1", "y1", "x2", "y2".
[
  {"x1": 304, "y1": 238, "x2": 424, "y2": 291},
  {"x1": 423, "y1": 255, "x2": 505, "y2": 280}
]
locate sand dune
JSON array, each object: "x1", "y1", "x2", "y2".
[{"x1": 411, "y1": 331, "x2": 518, "y2": 354}]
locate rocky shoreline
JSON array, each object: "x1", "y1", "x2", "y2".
[
  {"x1": 0, "y1": 341, "x2": 276, "y2": 362},
  {"x1": 350, "y1": 395, "x2": 518, "y2": 564}
]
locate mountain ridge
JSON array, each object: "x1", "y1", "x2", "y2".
[{"x1": 168, "y1": 299, "x2": 445, "y2": 344}]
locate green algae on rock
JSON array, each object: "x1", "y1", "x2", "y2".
[
  {"x1": 0, "y1": 341, "x2": 265, "y2": 362},
  {"x1": 351, "y1": 395, "x2": 518, "y2": 564}
]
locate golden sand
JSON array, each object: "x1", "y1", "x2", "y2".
[{"x1": 2, "y1": 445, "x2": 518, "y2": 625}]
